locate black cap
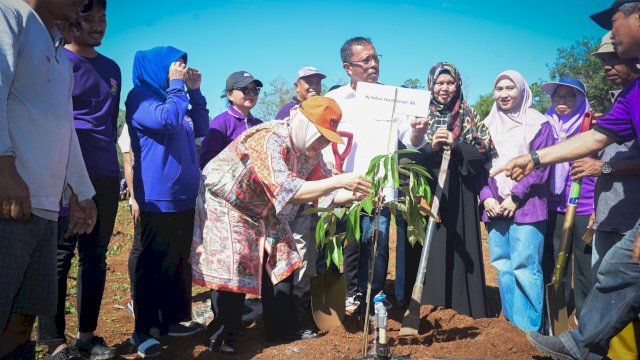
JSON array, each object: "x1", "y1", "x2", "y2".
[
  {"x1": 591, "y1": 0, "x2": 637, "y2": 29},
  {"x1": 223, "y1": 71, "x2": 263, "y2": 94}
]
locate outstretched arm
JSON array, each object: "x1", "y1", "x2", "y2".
[{"x1": 491, "y1": 129, "x2": 613, "y2": 181}]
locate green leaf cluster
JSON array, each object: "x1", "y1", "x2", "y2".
[{"x1": 306, "y1": 149, "x2": 433, "y2": 268}]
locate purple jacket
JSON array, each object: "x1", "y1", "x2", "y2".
[
  {"x1": 480, "y1": 122, "x2": 555, "y2": 224},
  {"x1": 199, "y1": 106, "x2": 262, "y2": 168}
]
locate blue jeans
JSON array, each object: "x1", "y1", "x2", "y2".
[
  {"x1": 560, "y1": 220, "x2": 640, "y2": 360},
  {"x1": 354, "y1": 208, "x2": 390, "y2": 302},
  {"x1": 591, "y1": 229, "x2": 626, "y2": 281},
  {"x1": 488, "y1": 219, "x2": 545, "y2": 332}
]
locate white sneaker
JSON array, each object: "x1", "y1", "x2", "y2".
[{"x1": 345, "y1": 294, "x2": 361, "y2": 314}]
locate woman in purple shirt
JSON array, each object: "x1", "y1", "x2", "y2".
[
  {"x1": 198, "y1": 71, "x2": 263, "y2": 168},
  {"x1": 481, "y1": 70, "x2": 554, "y2": 333},
  {"x1": 540, "y1": 77, "x2": 595, "y2": 325}
]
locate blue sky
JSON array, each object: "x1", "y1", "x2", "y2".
[{"x1": 100, "y1": 0, "x2": 608, "y2": 115}]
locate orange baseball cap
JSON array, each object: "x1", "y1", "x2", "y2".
[{"x1": 299, "y1": 96, "x2": 344, "y2": 144}]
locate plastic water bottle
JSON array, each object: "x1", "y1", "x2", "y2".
[{"x1": 373, "y1": 294, "x2": 390, "y2": 359}]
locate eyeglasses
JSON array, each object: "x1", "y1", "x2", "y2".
[
  {"x1": 552, "y1": 93, "x2": 577, "y2": 103},
  {"x1": 234, "y1": 87, "x2": 261, "y2": 96},
  {"x1": 349, "y1": 54, "x2": 382, "y2": 66}
]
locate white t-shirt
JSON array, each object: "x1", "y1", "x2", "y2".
[
  {"x1": 118, "y1": 123, "x2": 131, "y2": 154},
  {"x1": 323, "y1": 84, "x2": 413, "y2": 202}
]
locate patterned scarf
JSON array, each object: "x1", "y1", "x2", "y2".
[{"x1": 425, "y1": 62, "x2": 491, "y2": 155}]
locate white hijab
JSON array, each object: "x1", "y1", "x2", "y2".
[
  {"x1": 289, "y1": 106, "x2": 321, "y2": 154},
  {"x1": 485, "y1": 70, "x2": 548, "y2": 198}
]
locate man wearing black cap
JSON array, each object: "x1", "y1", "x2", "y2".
[{"x1": 494, "y1": 1, "x2": 640, "y2": 359}]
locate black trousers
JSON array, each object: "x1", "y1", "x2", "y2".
[
  {"x1": 542, "y1": 211, "x2": 593, "y2": 319},
  {"x1": 38, "y1": 177, "x2": 119, "y2": 345},
  {"x1": 133, "y1": 209, "x2": 194, "y2": 336},
  {"x1": 128, "y1": 220, "x2": 141, "y2": 298},
  {"x1": 208, "y1": 254, "x2": 298, "y2": 343}
]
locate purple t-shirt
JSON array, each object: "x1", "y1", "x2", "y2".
[
  {"x1": 596, "y1": 76, "x2": 640, "y2": 144},
  {"x1": 275, "y1": 98, "x2": 299, "y2": 120},
  {"x1": 199, "y1": 106, "x2": 262, "y2": 168},
  {"x1": 65, "y1": 49, "x2": 121, "y2": 179}
]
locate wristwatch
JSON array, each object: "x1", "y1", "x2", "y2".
[
  {"x1": 530, "y1": 151, "x2": 541, "y2": 169},
  {"x1": 601, "y1": 161, "x2": 613, "y2": 175}
]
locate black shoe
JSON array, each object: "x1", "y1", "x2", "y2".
[
  {"x1": 49, "y1": 345, "x2": 83, "y2": 360},
  {"x1": 73, "y1": 336, "x2": 116, "y2": 360},
  {"x1": 167, "y1": 321, "x2": 203, "y2": 336},
  {"x1": 527, "y1": 331, "x2": 574, "y2": 360},
  {"x1": 209, "y1": 339, "x2": 235, "y2": 354}
]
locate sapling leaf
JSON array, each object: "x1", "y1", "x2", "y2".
[
  {"x1": 399, "y1": 158, "x2": 414, "y2": 165},
  {"x1": 405, "y1": 164, "x2": 432, "y2": 179},
  {"x1": 393, "y1": 149, "x2": 420, "y2": 155},
  {"x1": 331, "y1": 236, "x2": 343, "y2": 268},
  {"x1": 390, "y1": 155, "x2": 399, "y2": 188},
  {"x1": 361, "y1": 196, "x2": 374, "y2": 215},
  {"x1": 365, "y1": 155, "x2": 386, "y2": 178},
  {"x1": 315, "y1": 219, "x2": 325, "y2": 248},
  {"x1": 332, "y1": 207, "x2": 347, "y2": 219},
  {"x1": 325, "y1": 239, "x2": 334, "y2": 268}
]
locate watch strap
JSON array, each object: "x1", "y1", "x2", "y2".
[{"x1": 530, "y1": 151, "x2": 541, "y2": 169}]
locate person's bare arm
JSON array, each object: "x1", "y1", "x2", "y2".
[
  {"x1": 0, "y1": 157, "x2": 31, "y2": 220},
  {"x1": 122, "y1": 151, "x2": 140, "y2": 223},
  {"x1": 571, "y1": 157, "x2": 640, "y2": 179},
  {"x1": 492, "y1": 129, "x2": 614, "y2": 181},
  {"x1": 290, "y1": 173, "x2": 371, "y2": 204}
]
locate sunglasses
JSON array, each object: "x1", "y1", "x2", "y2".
[{"x1": 234, "y1": 87, "x2": 261, "y2": 96}]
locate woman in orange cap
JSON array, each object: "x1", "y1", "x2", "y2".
[{"x1": 191, "y1": 96, "x2": 371, "y2": 353}]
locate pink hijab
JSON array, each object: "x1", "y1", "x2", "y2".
[{"x1": 485, "y1": 70, "x2": 548, "y2": 199}]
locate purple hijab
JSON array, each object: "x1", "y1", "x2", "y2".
[{"x1": 545, "y1": 86, "x2": 590, "y2": 195}]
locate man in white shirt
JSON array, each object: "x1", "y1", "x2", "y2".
[
  {"x1": 0, "y1": 0, "x2": 96, "y2": 358},
  {"x1": 323, "y1": 37, "x2": 391, "y2": 313}
]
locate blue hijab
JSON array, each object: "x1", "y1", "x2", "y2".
[{"x1": 132, "y1": 46, "x2": 187, "y2": 99}]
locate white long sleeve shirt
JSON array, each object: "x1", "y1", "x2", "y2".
[{"x1": 0, "y1": 0, "x2": 94, "y2": 220}]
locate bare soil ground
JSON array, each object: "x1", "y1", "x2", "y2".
[{"x1": 43, "y1": 202, "x2": 551, "y2": 359}]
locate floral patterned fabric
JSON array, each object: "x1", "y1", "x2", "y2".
[{"x1": 192, "y1": 120, "x2": 334, "y2": 296}]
